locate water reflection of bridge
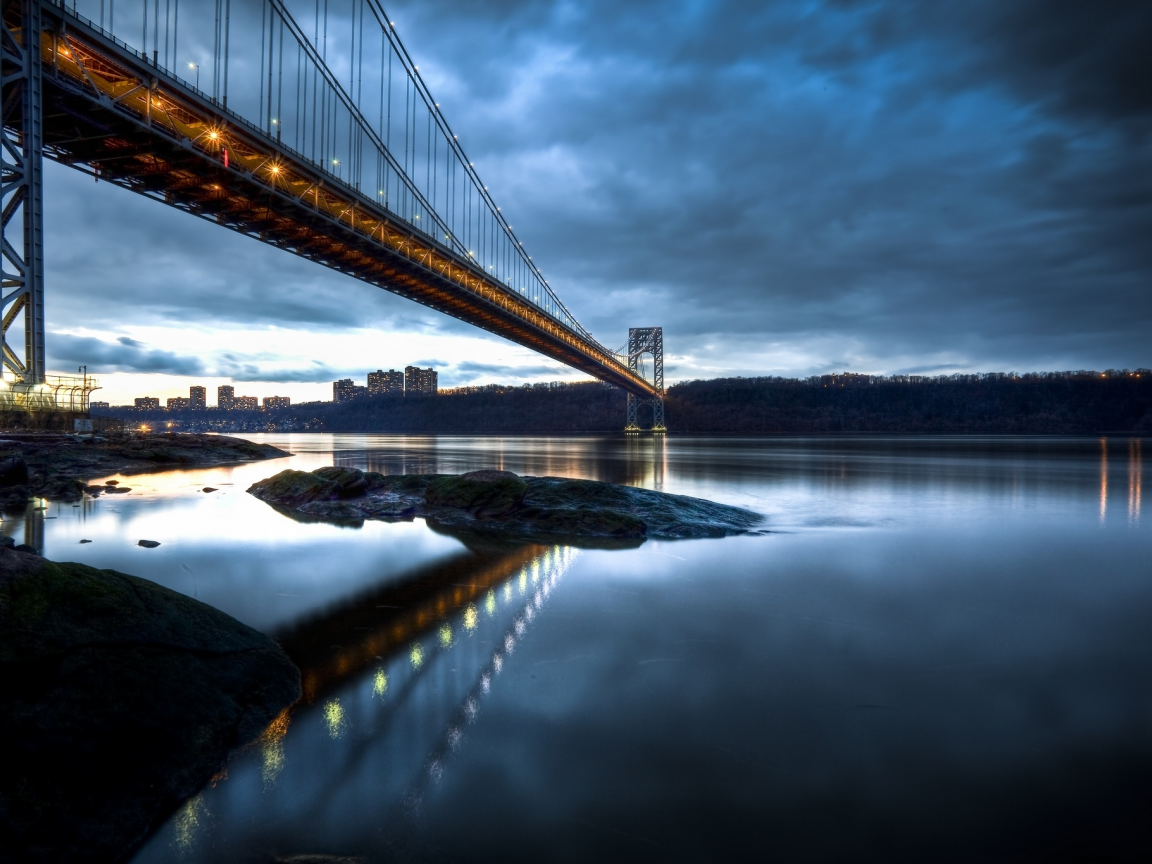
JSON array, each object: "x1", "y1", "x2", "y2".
[
  {"x1": 275, "y1": 540, "x2": 546, "y2": 704},
  {"x1": 135, "y1": 542, "x2": 579, "y2": 861}
]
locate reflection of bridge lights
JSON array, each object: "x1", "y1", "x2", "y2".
[
  {"x1": 493, "y1": 653, "x2": 504, "y2": 672},
  {"x1": 323, "y1": 699, "x2": 346, "y2": 737},
  {"x1": 439, "y1": 623, "x2": 453, "y2": 647},
  {"x1": 485, "y1": 590, "x2": 497, "y2": 617},
  {"x1": 481, "y1": 673, "x2": 491, "y2": 693},
  {"x1": 505, "y1": 632, "x2": 516, "y2": 653},
  {"x1": 447, "y1": 727, "x2": 462, "y2": 749},
  {"x1": 410, "y1": 642, "x2": 424, "y2": 668},
  {"x1": 373, "y1": 669, "x2": 388, "y2": 697},
  {"x1": 464, "y1": 603, "x2": 478, "y2": 631},
  {"x1": 504, "y1": 583, "x2": 513, "y2": 603},
  {"x1": 514, "y1": 618, "x2": 526, "y2": 636},
  {"x1": 174, "y1": 793, "x2": 205, "y2": 852}
]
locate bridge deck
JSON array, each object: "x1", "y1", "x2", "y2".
[{"x1": 19, "y1": 5, "x2": 657, "y2": 397}]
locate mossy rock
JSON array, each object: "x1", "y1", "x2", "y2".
[
  {"x1": 0, "y1": 547, "x2": 300, "y2": 863},
  {"x1": 425, "y1": 470, "x2": 527, "y2": 516},
  {"x1": 528, "y1": 506, "x2": 646, "y2": 537},
  {"x1": 248, "y1": 468, "x2": 340, "y2": 508}
]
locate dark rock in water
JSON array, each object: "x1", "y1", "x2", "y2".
[
  {"x1": 202, "y1": 486, "x2": 217, "y2": 493},
  {"x1": 0, "y1": 546, "x2": 301, "y2": 863},
  {"x1": 137, "y1": 539, "x2": 161, "y2": 548},
  {"x1": 248, "y1": 468, "x2": 761, "y2": 542},
  {"x1": 1, "y1": 486, "x2": 28, "y2": 512},
  {"x1": 0, "y1": 432, "x2": 288, "y2": 509},
  {"x1": 105, "y1": 486, "x2": 132, "y2": 494},
  {"x1": 14, "y1": 544, "x2": 40, "y2": 555},
  {"x1": 0, "y1": 456, "x2": 28, "y2": 487},
  {"x1": 79, "y1": 539, "x2": 92, "y2": 544}
]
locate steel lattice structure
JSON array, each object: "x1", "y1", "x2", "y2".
[
  {"x1": 1, "y1": 0, "x2": 666, "y2": 423},
  {"x1": 625, "y1": 327, "x2": 665, "y2": 432}
]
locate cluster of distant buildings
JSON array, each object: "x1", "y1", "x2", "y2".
[
  {"x1": 99, "y1": 367, "x2": 439, "y2": 412},
  {"x1": 94, "y1": 385, "x2": 293, "y2": 412},
  {"x1": 333, "y1": 366, "x2": 438, "y2": 402}
]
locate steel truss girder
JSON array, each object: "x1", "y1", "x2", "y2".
[{"x1": 0, "y1": 0, "x2": 44, "y2": 382}]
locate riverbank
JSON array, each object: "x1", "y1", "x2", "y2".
[
  {"x1": 0, "y1": 544, "x2": 301, "y2": 863},
  {"x1": 0, "y1": 432, "x2": 289, "y2": 509}
]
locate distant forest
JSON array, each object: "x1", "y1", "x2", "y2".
[{"x1": 106, "y1": 370, "x2": 1152, "y2": 434}]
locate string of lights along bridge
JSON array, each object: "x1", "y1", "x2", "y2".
[{"x1": 2, "y1": 0, "x2": 666, "y2": 430}]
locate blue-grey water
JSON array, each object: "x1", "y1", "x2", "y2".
[{"x1": 12, "y1": 435, "x2": 1151, "y2": 862}]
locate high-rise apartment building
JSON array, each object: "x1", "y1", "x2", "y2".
[
  {"x1": 334, "y1": 378, "x2": 356, "y2": 403},
  {"x1": 234, "y1": 396, "x2": 259, "y2": 411},
  {"x1": 404, "y1": 366, "x2": 438, "y2": 396},
  {"x1": 264, "y1": 396, "x2": 291, "y2": 410},
  {"x1": 367, "y1": 369, "x2": 405, "y2": 396},
  {"x1": 135, "y1": 397, "x2": 160, "y2": 410},
  {"x1": 167, "y1": 397, "x2": 190, "y2": 410},
  {"x1": 218, "y1": 385, "x2": 235, "y2": 410},
  {"x1": 189, "y1": 385, "x2": 207, "y2": 410}
]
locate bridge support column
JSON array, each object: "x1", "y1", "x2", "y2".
[
  {"x1": 1, "y1": 0, "x2": 47, "y2": 384},
  {"x1": 624, "y1": 327, "x2": 666, "y2": 433}
]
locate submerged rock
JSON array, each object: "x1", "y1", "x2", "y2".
[
  {"x1": 0, "y1": 547, "x2": 301, "y2": 863},
  {"x1": 248, "y1": 468, "x2": 761, "y2": 541}
]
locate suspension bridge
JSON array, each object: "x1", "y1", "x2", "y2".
[{"x1": 2, "y1": 0, "x2": 666, "y2": 429}]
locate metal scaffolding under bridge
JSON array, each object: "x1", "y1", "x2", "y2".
[{"x1": 2, "y1": 0, "x2": 664, "y2": 420}]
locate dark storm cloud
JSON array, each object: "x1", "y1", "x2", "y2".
[
  {"x1": 217, "y1": 359, "x2": 340, "y2": 384},
  {"x1": 44, "y1": 0, "x2": 1152, "y2": 376},
  {"x1": 381, "y1": 0, "x2": 1151, "y2": 370},
  {"x1": 49, "y1": 333, "x2": 344, "y2": 382},
  {"x1": 50, "y1": 333, "x2": 206, "y2": 376}
]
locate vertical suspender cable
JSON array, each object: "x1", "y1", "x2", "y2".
[
  {"x1": 212, "y1": 0, "x2": 220, "y2": 102},
  {"x1": 222, "y1": 0, "x2": 231, "y2": 109},
  {"x1": 259, "y1": 0, "x2": 266, "y2": 127},
  {"x1": 276, "y1": 16, "x2": 284, "y2": 141}
]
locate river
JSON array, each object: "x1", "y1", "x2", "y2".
[{"x1": 10, "y1": 435, "x2": 1151, "y2": 862}]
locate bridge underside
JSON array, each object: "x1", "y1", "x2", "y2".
[{"x1": 19, "y1": 9, "x2": 657, "y2": 397}]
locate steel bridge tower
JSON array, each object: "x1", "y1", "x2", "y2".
[
  {"x1": 624, "y1": 327, "x2": 665, "y2": 433},
  {"x1": 1, "y1": 0, "x2": 46, "y2": 383}
]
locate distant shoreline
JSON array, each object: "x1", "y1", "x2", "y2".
[{"x1": 97, "y1": 372, "x2": 1152, "y2": 436}]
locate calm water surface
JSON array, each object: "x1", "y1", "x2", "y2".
[{"x1": 12, "y1": 435, "x2": 1151, "y2": 862}]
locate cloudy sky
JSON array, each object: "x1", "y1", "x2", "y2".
[{"x1": 42, "y1": 0, "x2": 1151, "y2": 404}]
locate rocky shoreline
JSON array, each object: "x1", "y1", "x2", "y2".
[
  {"x1": 0, "y1": 432, "x2": 289, "y2": 510},
  {"x1": 249, "y1": 467, "x2": 763, "y2": 541},
  {"x1": 0, "y1": 545, "x2": 301, "y2": 863}
]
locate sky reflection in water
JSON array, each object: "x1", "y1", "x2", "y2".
[{"x1": 9, "y1": 434, "x2": 1148, "y2": 862}]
